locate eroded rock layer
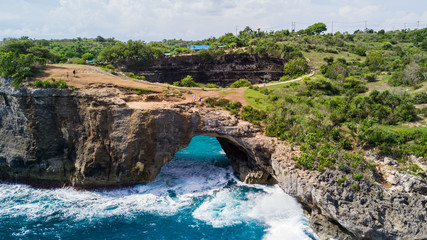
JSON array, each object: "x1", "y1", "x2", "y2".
[{"x1": 119, "y1": 53, "x2": 286, "y2": 87}]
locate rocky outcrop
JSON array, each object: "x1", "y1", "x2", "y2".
[
  {"x1": 119, "y1": 53, "x2": 286, "y2": 87},
  {"x1": 0, "y1": 78, "x2": 277, "y2": 188},
  {"x1": 0, "y1": 78, "x2": 426, "y2": 239}
]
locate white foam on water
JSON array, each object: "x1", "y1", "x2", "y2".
[
  {"x1": 192, "y1": 184, "x2": 318, "y2": 240},
  {"x1": 192, "y1": 187, "x2": 248, "y2": 227},
  {"x1": 247, "y1": 185, "x2": 319, "y2": 240},
  {"x1": 104, "y1": 161, "x2": 234, "y2": 197},
  {"x1": 0, "y1": 161, "x2": 235, "y2": 225},
  {"x1": 0, "y1": 183, "x2": 192, "y2": 223}
]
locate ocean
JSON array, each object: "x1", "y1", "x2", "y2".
[{"x1": 0, "y1": 136, "x2": 318, "y2": 240}]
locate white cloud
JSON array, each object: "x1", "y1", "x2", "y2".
[{"x1": 0, "y1": 0, "x2": 425, "y2": 41}]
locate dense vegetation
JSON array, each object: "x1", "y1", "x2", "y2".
[{"x1": 239, "y1": 27, "x2": 426, "y2": 180}]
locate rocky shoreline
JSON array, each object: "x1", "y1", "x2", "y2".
[{"x1": 0, "y1": 78, "x2": 426, "y2": 239}]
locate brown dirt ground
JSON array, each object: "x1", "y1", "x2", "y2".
[{"x1": 35, "y1": 64, "x2": 249, "y2": 106}]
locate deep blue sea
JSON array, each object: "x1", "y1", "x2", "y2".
[{"x1": 0, "y1": 136, "x2": 318, "y2": 240}]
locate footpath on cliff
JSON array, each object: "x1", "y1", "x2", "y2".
[{"x1": 34, "y1": 63, "x2": 315, "y2": 109}]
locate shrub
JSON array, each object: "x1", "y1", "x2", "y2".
[
  {"x1": 283, "y1": 57, "x2": 309, "y2": 78},
  {"x1": 57, "y1": 78, "x2": 67, "y2": 88},
  {"x1": 351, "y1": 184, "x2": 360, "y2": 192},
  {"x1": 337, "y1": 176, "x2": 347, "y2": 185},
  {"x1": 230, "y1": 79, "x2": 251, "y2": 88},
  {"x1": 414, "y1": 92, "x2": 427, "y2": 104},
  {"x1": 279, "y1": 76, "x2": 290, "y2": 81},
  {"x1": 34, "y1": 78, "x2": 68, "y2": 88},
  {"x1": 241, "y1": 105, "x2": 266, "y2": 125},
  {"x1": 353, "y1": 173, "x2": 364, "y2": 181},
  {"x1": 105, "y1": 64, "x2": 115, "y2": 70},
  {"x1": 75, "y1": 59, "x2": 86, "y2": 64},
  {"x1": 42, "y1": 79, "x2": 51, "y2": 88},
  {"x1": 364, "y1": 73, "x2": 377, "y2": 82},
  {"x1": 33, "y1": 79, "x2": 43, "y2": 87},
  {"x1": 203, "y1": 97, "x2": 242, "y2": 114},
  {"x1": 205, "y1": 83, "x2": 220, "y2": 88},
  {"x1": 354, "y1": 47, "x2": 366, "y2": 56},
  {"x1": 180, "y1": 75, "x2": 198, "y2": 87}
]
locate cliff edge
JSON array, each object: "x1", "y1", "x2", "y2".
[{"x1": 0, "y1": 78, "x2": 425, "y2": 240}]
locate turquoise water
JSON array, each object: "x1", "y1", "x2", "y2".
[{"x1": 0, "y1": 136, "x2": 318, "y2": 240}]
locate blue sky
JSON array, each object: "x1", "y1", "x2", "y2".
[{"x1": 0, "y1": 0, "x2": 426, "y2": 41}]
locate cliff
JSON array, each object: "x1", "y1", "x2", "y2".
[
  {"x1": 118, "y1": 53, "x2": 286, "y2": 87},
  {"x1": 0, "y1": 78, "x2": 426, "y2": 239}
]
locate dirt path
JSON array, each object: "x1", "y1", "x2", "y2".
[
  {"x1": 35, "y1": 62, "x2": 315, "y2": 107},
  {"x1": 36, "y1": 64, "x2": 165, "y2": 92}
]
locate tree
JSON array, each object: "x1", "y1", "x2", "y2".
[
  {"x1": 403, "y1": 63, "x2": 425, "y2": 86},
  {"x1": 283, "y1": 57, "x2": 309, "y2": 77},
  {"x1": 366, "y1": 51, "x2": 384, "y2": 71},
  {"x1": 324, "y1": 62, "x2": 347, "y2": 80},
  {"x1": 306, "y1": 23, "x2": 327, "y2": 35},
  {"x1": 96, "y1": 36, "x2": 105, "y2": 42},
  {"x1": 81, "y1": 52, "x2": 94, "y2": 60}
]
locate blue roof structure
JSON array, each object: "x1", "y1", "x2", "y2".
[{"x1": 190, "y1": 45, "x2": 210, "y2": 50}]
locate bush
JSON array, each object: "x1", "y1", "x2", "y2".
[
  {"x1": 283, "y1": 57, "x2": 309, "y2": 78},
  {"x1": 354, "y1": 47, "x2": 366, "y2": 56},
  {"x1": 42, "y1": 79, "x2": 51, "y2": 88},
  {"x1": 75, "y1": 59, "x2": 86, "y2": 64},
  {"x1": 205, "y1": 83, "x2": 220, "y2": 88},
  {"x1": 351, "y1": 184, "x2": 360, "y2": 192},
  {"x1": 180, "y1": 75, "x2": 198, "y2": 87},
  {"x1": 203, "y1": 97, "x2": 242, "y2": 114},
  {"x1": 33, "y1": 79, "x2": 43, "y2": 87},
  {"x1": 337, "y1": 176, "x2": 347, "y2": 185},
  {"x1": 241, "y1": 105, "x2": 266, "y2": 126},
  {"x1": 230, "y1": 78, "x2": 251, "y2": 88},
  {"x1": 105, "y1": 64, "x2": 115, "y2": 70},
  {"x1": 364, "y1": 73, "x2": 377, "y2": 82},
  {"x1": 279, "y1": 76, "x2": 290, "y2": 81},
  {"x1": 353, "y1": 173, "x2": 364, "y2": 181},
  {"x1": 34, "y1": 78, "x2": 68, "y2": 88}
]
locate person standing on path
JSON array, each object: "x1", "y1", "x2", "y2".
[{"x1": 73, "y1": 70, "x2": 76, "y2": 77}]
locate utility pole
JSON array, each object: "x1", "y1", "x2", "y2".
[
  {"x1": 365, "y1": 20, "x2": 367, "y2": 30},
  {"x1": 236, "y1": 26, "x2": 238, "y2": 36},
  {"x1": 417, "y1": 21, "x2": 420, "y2": 28},
  {"x1": 292, "y1": 22, "x2": 296, "y2": 32}
]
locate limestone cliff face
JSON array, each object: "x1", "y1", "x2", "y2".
[
  {"x1": 0, "y1": 78, "x2": 426, "y2": 240},
  {"x1": 119, "y1": 53, "x2": 286, "y2": 87},
  {"x1": 0, "y1": 78, "x2": 276, "y2": 188}
]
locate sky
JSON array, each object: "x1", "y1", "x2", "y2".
[{"x1": 0, "y1": 0, "x2": 426, "y2": 41}]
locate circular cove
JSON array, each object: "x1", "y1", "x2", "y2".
[{"x1": 0, "y1": 136, "x2": 318, "y2": 240}]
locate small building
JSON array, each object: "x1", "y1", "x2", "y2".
[{"x1": 190, "y1": 45, "x2": 210, "y2": 50}]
